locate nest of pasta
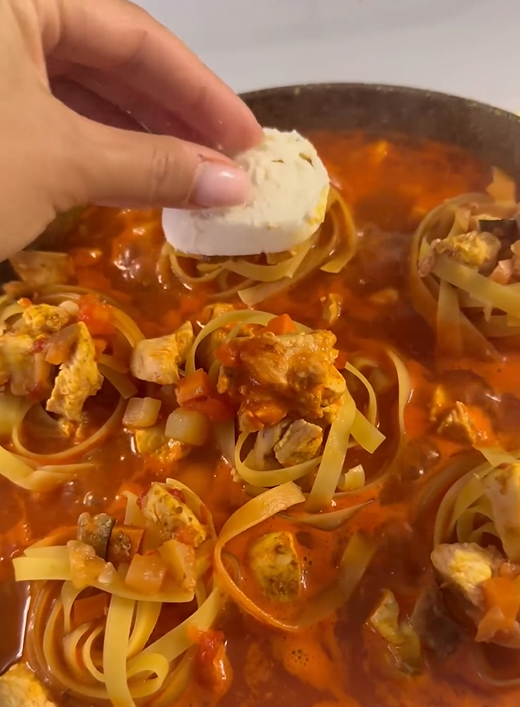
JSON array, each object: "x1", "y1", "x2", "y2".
[
  {"x1": 410, "y1": 168, "x2": 520, "y2": 359},
  {"x1": 162, "y1": 187, "x2": 356, "y2": 305}
]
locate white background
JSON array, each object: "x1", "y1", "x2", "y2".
[{"x1": 137, "y1": 0, "x2": 520, "y2": 112}]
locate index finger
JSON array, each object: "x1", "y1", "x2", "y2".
[{"x1": 40, "y1": 0, "x2": 263, "y2": 153}]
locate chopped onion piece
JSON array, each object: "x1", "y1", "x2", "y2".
[
  {"x1": 165, "y1": 408, "x2": 210, "y2": 446},
  {"x1": 123, "y1": 397, "x2": 162, "y2": 428}
]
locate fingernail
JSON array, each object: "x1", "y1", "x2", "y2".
[{"x1": 191, "y1": 163, "x2": 250, "y2": 207}]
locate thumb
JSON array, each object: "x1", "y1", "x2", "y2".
[{"x1": 70, "y1": 115, "x2": 250, "y2": 209}]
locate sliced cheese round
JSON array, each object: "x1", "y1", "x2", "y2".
[{"x1": 162, "y1": 128, "x2": 330, "y2": 257}]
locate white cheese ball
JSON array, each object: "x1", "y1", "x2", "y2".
[{"x1": 162, "y1": 128, "x2": 330, "y2": 257}]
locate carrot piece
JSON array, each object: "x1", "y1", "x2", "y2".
[
  {"x1": 73, "y1": 592, "x2": 109, "y2": 625},
  {"x1": 264, "y1": 314, "x2": 297, "y2": 335},
  {"x1": 176, "y1": 369, "x2": 213, "y2": 405}
]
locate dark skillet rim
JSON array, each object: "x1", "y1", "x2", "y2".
[{"x1": 239, "y1": 81, "x2": 520, "y2": 126}]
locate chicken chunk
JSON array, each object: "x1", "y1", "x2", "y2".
[
  {"x1": 368, "y1": 589, "x2": 422, "y2": 674},
  {"x1": 15, "y1": 304, "x2": 70, "y2": 336},
  {"x1": 437, "y1": 401, "x2": 484, "y2": 446},
  {"x1": 46, "y1": 321, "x2": 103, "y2": 421},
  {"x1": 0, "y1": 663, "x2": 55, "y2": 707},
  {"x1": 217, "y1": 330, "x2": 346, "y2": 432},
  {"x1": 249, "y1": 531, "x2": 302, "y2": 603},
  {"x1": 130, "y1": 321, "x2": 194, "y2": 385},
  {"x1": 252, "y1": 419, "x2": 322, "y2": 469},
  {"x1": 321, "y1": 293, "x2": 342, "y2": 326},
  {"x1": 139, "y1": 482, "x2": 207, "y2": 547},
  {"x1": 134, "y1": 426, "x2": 190, "y2": 465},
  {"x1": 274, "y1": 419, "x2": 323, "y2": 466},
  {"x1": 434, "y1": 231, "x2": 501, "y2": 272},
  {"x1": 9, "y1": 250, "x2": 73, "y2": 288},
  {"x1": 252, "y1": 422, "x2": 288, "y2": 470},
  {"x1": 0, "y1": 333, "x2": 52, "y2": 397},
  {"x1": 431, "y1": 542, "x2": 502, "y2": 608},
  {"x1": 484, "y1": 463, "x2": 520, "y2": 563}
]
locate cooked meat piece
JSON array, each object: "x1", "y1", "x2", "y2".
[
  {"x1": 0, "y1": 333, "x2": 52, "y2": 397},
  {"x1": 15, "y1": 304, "x2": 70, "y2": 335},
  {"x1": 249, "y1": 531, "x2": 301, "y2": 602},
  {"x1": 437, "y1": 401, "x2": 484, "y2": 446},
  {"x1": 217, "y1": 330, "x2": 346, "y2": 432},
  {"x1": 430, "y1": 372, "x2": 497, "y2": 425},
  {"x1": 77, "y1": 512, "x2": 115, "y2": 559},
  {"x1": 410, "y1": 585, "x2": 462, "y2": 658},
  {"x1": 134, "y1": 426, "x2": 190, "y2": 465},
  {"x1": 199, "y1": 303, "x2": 237, "y2": 325},
  {"x1": 9, "y1": 250, "x2": 73, "y2": 288},
  {"x1": 484, "y1": 463, "x2": 520, "y2": 563},
  {"x1": 368, "y1": 589, "x2": 422, "y2": 674},
  {"x1": 434, "y1": 230, "x2": 501, "y2": 272},
  {"x1": 46, "y1": 321, "x2": 103, "y2": 421},
  {"x1": 139, "y1": 482, "x2": 207, "y2": 547},
  {"x1": 0, "y1": 663, "x2": 55, "y2": 707},
  {"x1": 252, "y1": 422, "x2": 288, "y2": 470},
  {"x1": 274, "y1": 419, "x2": 323, "y2": 467},
  {"x1": 130, "y1": 321, "x2": 194, "y2": 385},
  {"x1": 321, "y1": 293, "x2": 342, "y2": 326},
  {"x1": 431, "y1": 542, "x2": 502, "y2": 608}
]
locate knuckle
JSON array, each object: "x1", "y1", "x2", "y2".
[{"x1": 147, "y1": 148, "x2": 177, "y2": 205}]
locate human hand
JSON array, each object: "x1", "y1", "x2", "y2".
[{"x1": 0, "y1": 0, "x2": 263, "y2": 260}]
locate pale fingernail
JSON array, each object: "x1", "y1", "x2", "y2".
[{"x1": 191, "y1": 163, "x2": 249, "y2": 207}]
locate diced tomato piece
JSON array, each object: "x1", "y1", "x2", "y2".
[
  {"x1": 214, "y1": 343, "x2": 238, "y2": 367},
  {"x1": 176, "y1": 369, "x2": 236, "y2": 422},
  {"x1": 264, "y1": 313, "x2": 297, "y2": 335},
  {"x1": 335, "y1": 351, "x2": 348, "y2": 369},
  {"x1": 483, "y1": 576, "x2": 520, "y2": 627},
  {"x1": 183, "y1": 396, "x2": 235, "y2": 423},
  {"x1": 17, "y1": 297, "x2": 32, "y2": 309},
  {"x1": 192, "y1": 629, "x2": 227, "y2": 689},
  {"x1": 77, "y1": 294, "x2": 115, "y2": 336}
]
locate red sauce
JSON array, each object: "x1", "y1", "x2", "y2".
[{"x1": 2, "y1": 131, "x2": 520, "y2": 707}]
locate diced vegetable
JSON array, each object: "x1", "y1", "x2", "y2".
[
  {"x1": 77, "y1": 294, "x2": 115, "y2": 336},
  {"x1": 123, "y1": 397, "x2": 162, "y2": 428},
  {"x1": 124, "y1": 552, "x2": 168, "y2": 595},
  {"x1": 165, "y1": 408, "x2": 210, "y2": 446},
  {"x1": 476, "y1": 576, "x2": 520, "y2": 642},
  {"x1": 176, "y1": 369, "x2": 235, "y2": 423},
  {"x1": 73, "y1": 592, "x2": 109, "y2": 625},
  {"x1": 176, "y1": 369, "x2": 213, "y2": 405},
  {"x1": 158, "y1": 538, "x2": 196, "y2": 591},
  {"x1": 67, "y1": 540, "x2": 108, "y2": 590}
]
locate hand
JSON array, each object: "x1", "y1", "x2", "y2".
[{"x1": 0, "y1": 0, "x2": 263, "y2": 260}]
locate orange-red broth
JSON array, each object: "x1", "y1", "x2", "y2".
[{"x1": 2, "y1": 132, "x2": 520, "y2": 707}]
